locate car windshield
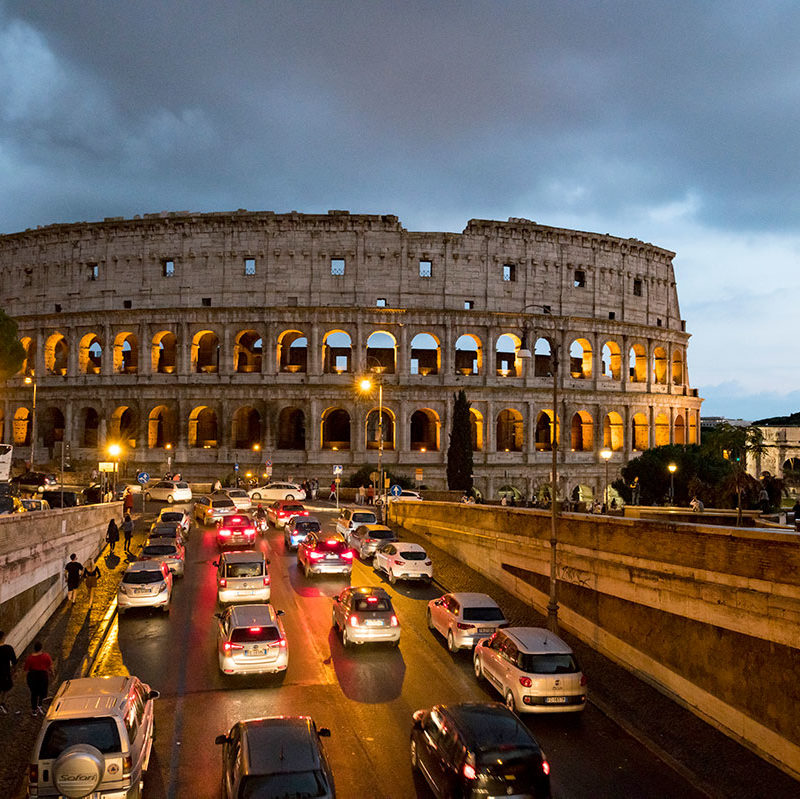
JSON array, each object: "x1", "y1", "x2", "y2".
[
  {"x1": 212, "y1": 499, "x2": 236, "y2": 508},
  {"x1": 40, "y1": 717, "x2": 121, "y2": 759},
  {"x1": 518, "y1": 652, "x2": 579, "y2": 674},
  {"x1": 368, "y1": 529, "x2": 394, "y2": 540},
  {"x1": 294, "y1": 521, "x2": 320, "y2": 534},
  {"x1": 151, "y1": 526, "x2": 178, "y2": 537},
  {"x1": 398, "y1": 550, "x2": 426, "y2": 561},
  {"x1": 354, "y1": 597, "x2": 391, "y2": 612},
  {"x1": 123, "y1": 570, "x2": 164, "y2": 584},
  {"x1": 230, "y1": 626, "x2": 281, "y2": 643},
  {"x1": 315, "y1": 539, "x2": 347, "y2": 553},
  {"x1": 226, "y1": 562, "x2": 263, "y2": 578},
  {"x1": 476, "y1": 745, "x2": 540, "y2": 770},
  {"x1": 160, "y1": 512, "x2": 182, "y2": 522},
  {"x1": 143, "y1": 545, "x2": 177, "y2": 556},
  {"x1": 463, "y1": 607, "x2": 505, "y2": 622},
  {"x1": 175, "y1": 482, "x2": 189, "y2": 489},
  {"x1": 352, "y1": 512, "x2": 376, "y2": 523},
  {"x1": 282, "y1": 504, "x2": 304, "y2": 514},
  {"x1": 240, "y1": 770, "x2": 327, "y2": 799},
  {"x1": 228, "y1": 490, "x2": 247, "y2": 497}
]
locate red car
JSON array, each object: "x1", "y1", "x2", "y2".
[
  {"x1": 216, "y1": 515, "x2": 257, "y2": 549},
  {"x1": 267, "y1": 500, "x2": 309, "y2": 528}
]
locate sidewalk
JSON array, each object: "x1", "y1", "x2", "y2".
[{"x1": 0, "y1": 517, "x2": 147, "y2": 799}]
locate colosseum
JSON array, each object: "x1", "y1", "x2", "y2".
[{"x1": 0, "y1": 209, "x2": 702, "y2": 500}]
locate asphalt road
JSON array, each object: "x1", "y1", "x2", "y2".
[{"x1": 102, "y1": 503, "x2": 707, "y2": 798}]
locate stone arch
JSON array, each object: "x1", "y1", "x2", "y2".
[
  {"x1": 632, "y1": 412, "x2": 648, "y2": 451},
  {"x1": 322, "y1": 330, "x2": 352, "y2": 374},
  {"x1": 232, "y1": 406, "x2": 262, "y2": 449},
  {"x1": 653, "y1": 346, "x2": 668, "y2": 385},
  {"x1": 495, "y1": 333, "x2": 522, "y2": 377},
  {"x1": 570, "y1": 410, "x2": 594, "y2": 451},
  {"x1": 410, "y1": 408, "x2": 440, "y2": 451},
  {"x1": 321, "y1": 407, "x2": 351, "y2": 450},
  {"x1": 13, "y1": 407, "x2": 31, "y2": 446},
  {"x1": 629, "y1": 344, "x2": 647, "y2": 383},
  {"x1": 688, "y1": 413, "x2": 698, "y2": 444},
  {"x1": 45, "y1": 332, "x2": 69, "y2": 375},
  {"x1": 569, "y1": 338, "x2": 592, "y2": 379},
  {"x1": 234, "y1": 330, "x2": 263, "y2": 373},
  {"x1": 603, "y1": 411, "x2": 624, "y2": 451},
  {"x1": 277, "y1": 407, "x2": 306, "y2": 450},
  {"x1": 654, "y1": 412, "x2": 669, "y2": 446},
  {"x1": 79, "y1": 406, "x2": 100, "y2": 448},
  {"x1": 277, "y1": 330, "x2": 307, "y2": 373},
  {"x1": 672, "y1": 350, "x2": 684, "y2": 385},
  {"x1": 79, "y1": 333, "x2": 103, "y2": 375},
  {"x1": 40, "y1": 407, "x2": 65, "y2": 449},
  {"x1": 189, "y1": 405, "x2": 219, "y2": 448},
  {"x1": 496, "y1": 408, "x2": 523, "y2": 452},
  {"x1": 601, "y1": 341, "x2": 622, "y2": 380},
  {"x1": 19, "y1": 336, "x2": 36, "y2": 376},
  {"x1": 455, "y1": 333, "x2": 482, "y2": 375},
  {"x1": 410, "y1": 333, "x2": 440, "y2": 375},
  {"x1": 110, "y1": 406, "x2": 137, "y2": 448},
  {"x1": 470, "y1": 408, "x2": 484, "y2": 451},
  {"x1": 534, "y1": 337, "x2": 554, "y2": 377},
  {"x1": 366, "y1": 331, "x2": 396, "y2": 374},
  {"x1": 148, "y1": 405, "x2": 176, "y2": 449},
  {"x1": 151, "y1": 331, "x2": 177, "y2": 374},
  {"x1": 191, "y1": 330, "x2": 220, "y2": 374},
  {"x1": 113, "y1": 332, "x2": 138, "y2": 374},
  {"x1": 674, "y1": 413, "x2": 686, "y2": 445},
  {"x1": 535, "y1": 410, "x2": 559, "y2": 451},
  {"x1": 366, "y1": 408, "x2": 395, "y2": 450}
]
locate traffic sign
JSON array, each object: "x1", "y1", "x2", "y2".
[
  {"x1": 369, "y1": 470, "x2": 379, "y2": 483},
  {"x1": 333, "y1": 465, "x2": 343, "y2": 475},
  {"x1": 415, "y1": 468, "x2": 423, "y2": 482},
  {"x1": 389, "y1": 484, "x2": 402, "y2": 497},
  {"x1": 266, "y1": 458, "x2": 272, "y2": 468},
  {"x1": 137, "y1": 472, "x2": 150, "y2": 485}
]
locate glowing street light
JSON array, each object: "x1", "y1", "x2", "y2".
[
  {"x1": 668, "y1": 462, "x2": 677, "y2": 504},
  {"x1": 600, "y1": 448, "x2": 613, "y2": 508},
  {"x1": 359, "y1": 373, "x2": 385, "y2": 517},
  {"x1": 24, "y1": 371, "x2": 37, "y2": 471}
]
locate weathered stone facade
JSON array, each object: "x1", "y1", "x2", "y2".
[{"x1": 0, "y1": 210, "x2": 702, "y2": 497}]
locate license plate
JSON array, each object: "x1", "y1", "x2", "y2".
[
  {"x1": 236, "y1": 590, "x2": 251, "y2": 595},
  {"x1": 134, "y1": 588, "x2": 150, "y2": 595},
  {"x1": 326, "y1": 554, "x2": 339, "y2": 559},
  {"x1": 246, "y1": 648, "x2": 267, "y2": 657},
  {"x1": 365, "y1": 619, "x2": 383, "y2": 626},
  {"x1": 545, "y1": 696, "x2": 567, "y2": 704},
  {"x1": 478, "y1": 627, "x2": 494, "y2": 633}
]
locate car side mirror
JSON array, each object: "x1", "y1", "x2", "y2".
[
  {"x1": 214, "y1": 734, "x2": 229, "y2": 745},
  {"x1": 318, "y1": 727, "x2": 331, "y2": 738},
  {"x1": 147, "y1": 689, "x2": 160, "y2": 700},
  {"x1": 214, "y1": 612, "x2": 223, "y2": 620},
  {"x1": 434, "y1": 599, "x2": 443, "y2": 606},
  {"x1": 212, "y1": 560, "x2": 219, "y2": 567},
  {"x1": 412, "y1": 709, "x2": 425, "y2": 727},
  {"x1": 276, "y1": 609, "x2": 285, "y2": 616},
  {"x1": 266, "y1": 558, "x2": 270, "y2": 565}
]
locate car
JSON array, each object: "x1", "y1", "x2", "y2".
[
  {"x1": 27, "y1": 675, "x2": 158, "y2": 799},
  {"x1": 427, "y1": 592, "x2": 508, "y2": 652},
  {"x1": 156, "y1": 507, "x2": 191, "y2": 535},
  {"x1": 148, "y1": 520, "x2": 186, "y2": 546},
  {"x1": 20, "y1": 498, "x2": 50, "y2": 512},
  {"x1": 194, "y1": 494, "x2": 239, "y2": 526},
  {"x1": 112, "y1": 481, "x2": 142, "y2": 500},
  {"x1": 225, "y1": 488, "x2": 252, "y2": 511},
  {"x1": 140, "y1": 536, "x2": 186, "y2": 576},
  {"x1": 335, "y1": 507, "x2": 377, "y2": 539},
  {"x1": 40, "y1": 489, "x2": 86, "y2": 508},
  {"x1": 144, "y1": 480, "x2": 192, "y2": 504},
  {"x1": 216, "y1": 514, "x2": 257, "y2": 549},
  {"x1": 284, "y1": 515, "x2": 322, "y2": 550},
  {"x1": 267, "y1": 499, "x2": 309, "y2": 528},
  {"x1": 388, "y1": 489, "x2": 423, "y2": 502},
  {"x1": 373, "y1": 542, "x2": 432, "y2": 584},
  {"x1": 473, "y1": 627, "x2": 587, "y2": 714},
  {"x1": 348, "y1": 523, "x2": 398, "y2": 558},
  {"x1": 247, "y1": 481, "x2": 306, "y2": 501},
  {"x1": 117, "y1": 560, "x2": 173, "y2": 614},
  {"x1": 332, "y1": 586, "x2": 400, "y2": 648},
  {"x1": 11, "y1": 471, "x2": 57, "y2": 493},
  {"x1": 297, "y1": 532, "x2": 354, "y2": 578},
  {"x1": 216, "y1": 604, "x2": 288, "y2": 675},
  {"x1": 82, "y1": 483, "x2": 105, "y2": 504},
  {"x1": 214, "y1": 550, "x2": 271, "y2": 604},
  {"x1": 215, "y1": 716, "x2": 334, "y2": 799},
  {"x1": 410, "y1": 703, "x2": 551, "y2": 799}
]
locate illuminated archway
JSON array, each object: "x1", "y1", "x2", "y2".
[
  {"x1": 19, "y1": 337, "x2": 35, "y2": 376},
  {"x1": 45, "y1": 333, "x2": 68, "y2": 375},
  {"x1": 110, "y1": 406, "x2": 137, "y2": 448},
  {"x1": 672, "y1": 350, "x2": 684, "y2": 385},
  {"x1": 570, "y1": 410, "x2": 593, "y2": 451},
  {"x1": 191, "y1": 330, "x2": 219, "y2": 373},
  {"x1": 674, "y1": 414, "x2": 686, "y2": 445},
  {"x1": 632, "y1": 412, "x2": 648, "y2": 451},
  {"x1": 322, "y1": 331, "x2": 352, "y2": 374},
  {"x1": 410, "y1": 409, "x2": 440, "y2": 451},
  {"x1": 189, "y1": 406, "x2": 219, "y2": 448},
  {"x1": 366, "y1": 331, "x2": 396, "y2": 374},
  {"x1": 321, "y1": 407, "x2": 351, "y2": 450},
  {"x1": 603, "y1": 412, "x2": 624, "y2": 451},
  {"x1": 113, "y1": 332, "x2": 138, "y2": 374},
  {"x1": 495, "y1": 334, "x2": 522, "y2": 377},
  {"x1": 654, "y1": 412, "x2": 669, "y2": 446},
  {"x1": 455, "y1": 334, "x2": 481, "y2": 375},
  {"x1": 366, "y1": 408, "x2": 395, "y2": 450},
  {"x1": 534, "y1": 338, "x2": 553, "y2": 377},
  {"x1": 410, "y1": 333, "x2": 440, "y2": 376},
  {"x1": 535, "y1": 410, "x2": 559, "y2": 451},
  {"x1": 653, "y1": 347, "x2": 668, "y2": 385},
  {"x1": 232, "y1": 406, "x2": 261, "y2": 449},
  {"x1": 234, "y1": 331, "x2": 262, "y2": 373},
  {"x1": 79, "y1": 333, "x2": 102, "y2": 375},
  {"x1": 496, "y1": 408, "x2": 523, "y2": 452},
  {"x1": 601, "y1": 341, "x2": 621, "y2": 380},
  {"x1": 569, "y1": 339, "x2": 592, "y2": 379},
  {"x1": 470, "y1": 408, "x2": 484, "y2": 451},
  {"x1": 13, "y1": 407, "x2": 31, "y2": 446},
  {"x1": 277, "y1": 330, "x2": 307, "y2": 373},
  {"x1": 151, "y1": 331, "x2": 177, "y2": 374},
  {"x1": 148, "y1": 405, "x2": 176, "y2": 449},
  {"x1": 629, "y1": 344, "x2": 647, "y2": 382}
]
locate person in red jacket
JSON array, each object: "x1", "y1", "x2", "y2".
[{"x1": 23, "y1": 641, "x2": 53, "y2": 716}]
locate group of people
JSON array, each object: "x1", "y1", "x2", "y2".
[
  {"x1": 0, "y1": 631, "x2": 54, "y2": 717},
  {"x1": 105, "y1": 512, "x2": 134, "y2": 555},
  {"x1": 355, "y1": 484, "x2": 377, "y2": 505}
]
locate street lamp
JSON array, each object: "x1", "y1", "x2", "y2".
[
  {"x1": 600, "y1": 448, "x2": 613, "y2": 509},
  {"x1": 108, "y1": 443, "x2": 122, "y2": 501},
  {"x1": 359, "y1": 373, "x2": 385, "y2": 519},
  {"x1": 24, "y1": 371, "x2": 37, "y2": 471},
  {"x1": 668, "y1": 462, "x2": 677, "y2": 505}
]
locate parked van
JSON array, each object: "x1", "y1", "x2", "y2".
[{"x1": 27, "y1": 675, "x2": 158, "y2": 798}]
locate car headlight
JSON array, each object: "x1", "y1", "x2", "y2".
[
  {"x1": 159, "y1": 581, "x2": 167, "y2": 592},
  {"x1": 118, "y1": 583, "x2": 129, "y2": 595}
]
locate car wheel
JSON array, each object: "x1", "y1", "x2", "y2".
[
  {"x1": 505, "y1": 690, "x2": 516, "y2": 713},
  {"x1": 252, "y1": 492, "x2": 261, "y2": 500},
  {"x1": 474, "y1": 653, "x2": 483, "y2": 680},
  {"x1": 447, "y1": 630, "x2": 458, "y2": 653},
  {"x1": 286, "y1": 494, "x2": 294, "y2": 500},
  {"x1": 342, "y1": 626, "x2": 352, "y2": 648},
  {"x1": 410, "y1": 736, "x2": 419, "y2": 769},
  {"x1": 388, "y1": 569, "x2": 397, "y2": 585},
  {"x1": 426, "y1": 609, "x2": 434, "y2": 630},
  {"x1": 167, "y1": 495, "x2": 175, "y2": 504},
  {"x1": 332, "y1": 611, "x2": 339, "y2": 631}
]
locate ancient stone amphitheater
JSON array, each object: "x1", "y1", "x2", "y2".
[{"x1": 0, "y1": 210, "x2": 701, "y2": 499}]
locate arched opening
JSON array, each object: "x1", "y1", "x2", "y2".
[
  {"x1": 13, "y1": 407, "x2": 31, "y2": 446},
  {"x1": 322, "y1": 331, "x2": 352, "y2": 374},
  {"x1": 629, "y1": 344, "x2": 647, "y2": 382},
  {"x1": 189, "y1": 406, "x2": 219, "y2": 448},
  {"x1": 495, "y1": 334, "x2": 522, "y2": 377},
  {"x1": 632, "y1": 412, "x2": 648, "y2": 451},
  {"x1": 569, "y1": 338, "x2": 592, "y2": 379},
  {"x1": 783, "y1": 458, "x2": 800, "y2": 486},
  {"x1": 79, "y1": 333, "x2": 103, "y2": 375},
  {"x1": 455, "y1": 334, "x2": 481, "y2": 375},
  {"x1": 321, "y1": 408, "x2": 351, "y2": 450},
  {"x1": 672, "y1": 350, "x2": 684, "y2": 385},
  {"x1": 148, "y1": 405, "x2": 176, "y2": 449},
  {"x1": 113, "y1": 332, "x2": 138, "y2": 374},
  {"x1": 40, "y1": 407, "x2": 65, "y2": 450},
  {"x1": 277, "y1": 407, "x2": 306, "y2": 450},
  {"x1": 410, "y1": 409, "x2": 440, "y2": 451},
  {"x1": 654, "y1": 413, "x2": 669, "y2": 446},
  {"x1": 603, "y1": 412, "x2": 624, "y2": 451},
  {"x1": 674, "y1": 414, "x2": 686, "y2": 445},
  {"x1": 192, "y1": 330, "x2": 219, "y2": 374},
  {"x1": 410, "y1": 333, "x2": 440, "y2": 376},
  {"x1": 110, "y1": 406, "x2": 137, "y2": 449},
  {"x1": 234, "y1": 331, "x2": 262, "y2": 373},
  {"x1": 570, "y1": 410, "x2": 593, "y2": 451},
  {"x1": 151, "y1": 331, "x2": 177, "y2": 374},
  {"x1": 232, "y1": 406, "x2": 262, "y2": 449},
  {"x1": 80, "y1": 407, "x2": 100, "y2": 448},
  {"x1": 496, "y1": 408, "x2": 523, "y2": 452},
  {"x1": 277, "y1": 330, "x2": 307, "y2": 373},
  {"x1": 601, "y1": 341, "x2": 621, "y2": 380},
  {"x1": 653, "y1": 347, "x2": 668, "y2": 385},
  {"x1": 535, "y1": 410, "x2": 558, "y2": 451},
  {"x1": 19, "y1": 337, "x2": 35, "y2": 376},
  {"x1": 534, "y1": 338, "x2": 553, "y2": 377},
  {"x1": 688, "y1": 414, "x2": 698, "y2": 444},
  {"x1": 366, "y1": 409, "x2": 395, "y2": 450},
  {"x1": 366, "y1": 331, "x2": 396, "y2": 374},
  {"x1": 470, "y1": 408, "x2": 484, "y2": 451},
  {"x1": 45, "y1": 333, "x2": 69, "y2": 375}
]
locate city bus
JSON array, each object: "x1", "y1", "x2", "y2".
[{"x1": 0, "y1": 444, "x2": 12, "y2": 482}]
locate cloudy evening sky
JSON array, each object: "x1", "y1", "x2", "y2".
[{"x1": 1, "y1": 0, "x2": 799, "y2": 420}]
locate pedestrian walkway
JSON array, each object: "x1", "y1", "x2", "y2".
[{"x1": 0, "y1": 516, "x2": 147, "y2": 799}]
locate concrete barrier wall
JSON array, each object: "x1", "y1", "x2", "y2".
[
  {"x1": 0, "y1": 503, "x2": 122, "y2": 654},
  {"x1": 389, "y1": 502, "x2": 800, "y2": 779}
]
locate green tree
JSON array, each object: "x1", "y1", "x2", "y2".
[
  {"x1": 446, "y1": 390, "x2": 473, "y2": 492},
  {"x1": 0, "y1": 308, "x2": 25, "y2": 380}
]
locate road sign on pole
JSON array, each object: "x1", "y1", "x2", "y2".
[
  {"x1": 389, "y1": 484, "x2": 402, "y2": 497},
  {"x1": 137, "y1": 472, "x2": 150, "y2": 485},
  {"x1": 333, "y1": 464, "x2": 343, "y2": 475}
]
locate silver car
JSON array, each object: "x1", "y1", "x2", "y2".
[
  {"x1": 331, "y1": 586, "x2": 400, "y2": 647},
  {"x1": 215, "y1": 550, "x2": 271, "y2": 604},
  {"x1": 217, "y1": 604, "x2": 288, "y2": 676},
  {"x1": 140, "y1": 536, "x2": 186, "y2": 577},
  {"x1": 348, "y1": 523, "x2": 397, "y2": 559},
  {"x1": 427, "y1": 592, "x2": 507, "y2": 652},
  {"x1": 118, "y1": 561, "x2": 173, "y2": 614}
]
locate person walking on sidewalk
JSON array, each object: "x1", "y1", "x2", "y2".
[
  {"x1": 121, "y1": 513, "x2": 134, "y2": 553},
  {"x1": 64, "y1": 553, "x2": 82, "y2": 604},
  {"x1": 106, "y1": 518, "x2": 120, "y2": 554},
  {"x1": 0, "y1": 631, "x2": 17, "y2": 714},
  {"x1": 23, "y1": 642, "x2": 53, "y2": 716},
  {"x1": 82, "y1": 559, "x2": 101, "y2": 607},
  {"x1": 123, "y1": 488, "x2": 134, "y2": 515}
]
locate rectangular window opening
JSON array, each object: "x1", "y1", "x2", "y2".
[
  {"x1": 419, "y1": 260, "x2": 432, "y2": 278},
  {"x1": 633, "y1": 278, "x2": 642, "y2": 297},
  {"x1": 331, "y1": 258, "x2": 345, "y2": 276},
  {"x1": 202, "y1": 297, "x2": 212, "y2": 307},
  {"x1": 123, "y1": 300, "x2": 132, "y2": 309},
  {"x1": 573, "y1": 269, "x2": 585, "y2": 288},
  {"x1": 244, "y1": 258, "x2": 256, "y2": 276},
  {"x1": 657, "y1": 318, "x2": 662, "y2": 327},
  {"x1": 54, "y1": 303, "x2": 62, "y2": 313},
  {"x1": 88, "y1": 264, "x2": 99, "y2": 281},
  {"x1": 608, "y1": 311, "x2": 615, "y2": 320},
  {"x1": 163, "y1": 259, "x2": 175, "y2": 277},
  {"x1": 502, "y1": 264, "x2": 516, "y2": 282},
  {"x1": 376, "y1": 298, "x2": 387, "y2": 307},
  {"x1": 464, "y1": 300, "x2": 474, "y2": 310}
]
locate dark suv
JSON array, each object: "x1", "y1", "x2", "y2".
[
  {"x1": 410, "y1": 702, "x2": 551, "y2": 798},
  {"x1": 11, "y1": 472, "x2": 57, "y2": 492}
]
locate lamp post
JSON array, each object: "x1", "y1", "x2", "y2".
[
  {"x1": 359, "y1": 373, "x2": 385, "y2": 521},
  {"x1": 668, "y1": 462, "x2": 677, "y2": 505},
  {"x1": 601, "y1": 448, "x2": 612, "y2": 509},
  {"x1": 108, "y1": 443, "x2": 121, "y2": 502},
  {"x1": 165, "y1": 442, "x2": 173, "y2": 476},
  {"x1": 24, "y1": 371, "x2": 37, "y2": 471}
]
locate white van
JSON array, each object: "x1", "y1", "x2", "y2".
[{"x1": 27, "y1": 675, "x2": 158, "y2": 798}]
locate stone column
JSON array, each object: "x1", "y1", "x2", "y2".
[
  {"x1": 139, "y1": 322, "x2": 151, "y2": 376},
  {"x1": 66, "y1": 329, "x2": 78, "y2": 378},
  {"x1": 354, "y1": 323, "x2": 365, "y2": 375},
  {"x1": 220, "y1": 325, "x2": 233, "y2": 376},
  {"x1": 35, "y1": 330, "x2": 46, "y2": 377},
  {"x1": 442, "y1": 323, "x2": 454, "y2": 377},
  {"x1": 621, "y1": 335, "x2": 629, "y2": 391},
  {"x1": 102, "y1": 323, "x2": 113, "y2": 376},
  {"x1": 264, "y1": 324, "x2": 277, "y2": 375},
  {"x1": 309, "y1": 398, "x2": 320, "y2": 452},
  {"x1": 178, "y1": 321, "x2": 190, "y2": 376},
  {"x1": 485, "y1": 400, "x2": 495, "y2": 453},
  {"x1": 308, "y1": 323, "x2": 321, "y2": 376}
]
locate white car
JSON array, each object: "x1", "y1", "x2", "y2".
[
  {"x1": 226, "y1": 488, "x2": 253, "y2": 511},
  {"x1": 144, "y1": 480, "x2": 192, "y2": 504},
  {"x1": 247, "y1": 482, "x2": 306, "y2": 501},
  {"x1": 474, "y1": 627, "x2": 587, "y2": 714},
  {"x1": 217, "y1": 604, "x2": 288, "y2": 675},
  {"x1": 117, "y1": 561, "x2": 173, "y2": 614},
  {"x1": 373, "y1": 542, "x2": 432, "y2": 584},
  {"x1": 388, "y1": 489, "x2": 423, "y2": 502},
  {"x1": 427, "y1": 592, "x2": 508, "y2": 652}
]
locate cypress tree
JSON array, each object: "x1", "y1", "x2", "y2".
[
  {"x1": 447, "y1": 390, "x2": 473, "y2": 492},
  {"x1": 0, "y1": 308, "x2": 25, "y2": 381}
]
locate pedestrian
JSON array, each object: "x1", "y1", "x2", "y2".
[
  {"x1": 106, "y1": 518, "x2": 120, "y2": 553},
  {"x1": 0, "y1": 630, "x2": 17, "y2": 713},
  {"x1": 329, "y1": 481, "x2": 336, "y2": 501},
  {"x1": 64, "y1": 553, "x2": 82, "y2": 604},
  {"x1": 792, "y1": 498, "x2": 800, "y2": 522},
  {"x1": 23, "y1": 641, "x2": 53, "y2": 716},
  {"x1": 82, "y1": 559, "x2": 101, "y2": 607},
  {"x1": 123, "y1": 489, "x2": 134, "y2": 514},
  {"x1": 121, "y1": 513, "x2": 134, "y2": 552},
  {"x1": 759, "y1": 487, "x2": 770, "y2": 514},
  {"x1": 358, "y1": 485, "x2": 366, "y2": 505},
  {"x1": 367, "y1": 484, "x2": 375, "y2": 505},
  {"x1": 213, "y1": 478, "x2": 222, "y2": 492},
  {"x1": 311, "y1": 478, "x2": 318, "y2": 500}
]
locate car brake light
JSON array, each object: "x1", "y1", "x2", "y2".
[
  {"x1": 28, "y1": 764, "x2": 37, "y2": 785},
  {"x1": 519, "y1": 676, "x2": 533, "y2": 687},
  {"x1": 123, "y1": 754, "x2": 132, "y2": 775},
  {"x1": 309, "y1": 551, "x2": 324, "y2": 560},
  {"x1": 542, "y1": 759, "x2": 550, "y2": 776},
  {"x1": 456, "y1": 622, "x2": 473, "y2": 630},
  {"x1": 367, "y1": 596, "x2": 378, "y2": 603},
  {"x1": 249, "y1": 626, "x2": 262, "y2": 633},
  {"x1": 349, "y1": 615, "x2": 360, "y2": 626},
  {"x1": 580, "y1": 674, "x2": 587, "y2": 686},
  {"x1": 366, "y1": 538, "x2": 375, "y2": 543},
  {"x1": 278, "y1": 637, "x2": 287, "y2": 648},
  {"x1": 390, "y1": 614, "x2": 399, "y2": 627},
  {"x1": 462, "y1": 762, "x2": 476, "y2": 780},
  {"x1": 223, "y1": 641, "x2": 243, "y2": 652},
  {"x1": 245, "y1": 528, "x2": 256, "y2": 535},
  {"x1": 218, "y1": 578, "x2": 227, "y2": 587},
  {"x1": 219, "y1": 529, "x2": 231, "y2": 536},
  {"x1": 342, "y1": 551, "x2": 354, "y2": 560},
  {"x1": 263, "y1": 575, "x2": 270, "y2": 586},
  {"x1": 425, "y1": 560, "x2": 432, "y2": 566},
  {"x1": 232, "y1": 517, "x2": 242, "y2": 523}
]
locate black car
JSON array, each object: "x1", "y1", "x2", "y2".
[
  {"x1": 410, "y1": 703, "x2": 551, "y2": 799},
  {"x1": 11, "y1": 472, "x2": 58, "y2": 492},
  {"x1": 40, "y1": 489, "x2": 86, "y2": 508}
]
